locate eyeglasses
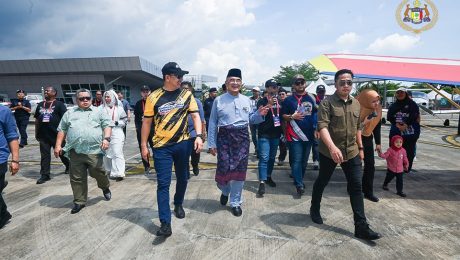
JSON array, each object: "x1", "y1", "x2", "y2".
[
  {"x1": 228, "y1": 78, "x2": 242, "y2": 84},
  {"x1": 338, "y1": 80, "x2": 353, "y2": 87},
  {"x1": 78, "y1": 96, "x2": 91, "y2": 101},
  {"x1": 294, "y1": 80, "x2": 305, "y2": 86},
  {"x1": 170, "y1": 74, "x2": 183, "y2": 80}
]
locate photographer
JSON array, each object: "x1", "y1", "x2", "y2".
[
  {"x1": 10, "y1": 89, "x2": 31, "y2": 148},
  {"x1": 255, "y1": 79, "x2": 282, "y2": 197}
]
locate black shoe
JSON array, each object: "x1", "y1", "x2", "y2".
[
  {"x1": 220, "y1": 194, "x2": 228, "y2": 205},
  {"x1": 64, "y1": 169, "x2": 70, "y2": 174},
  {"x1": 397, "y1": 192, "x2": 407, "y2": 197},
  {"x1": 355, "y1": 224, "x2": 382, "y2": 240},
  {"x1": 289, "y1": 174, "x2": 293, "y2": 178},
  {"x1": 193, "y1": 168, "x2": 199, "y2": 176},
  {"x1": 364, "y1": 194, "x2": 379, "y2": 202},
  {"x1": 231, "y1": 206, "x2": 242, "y2": 217},
  {"x1": 70, "y1": 204, "x2": 85, "y2": 214},
  {"x1": 19, "y1": 144, "x2": 24, "y2": 148},
  {"x1": 174, "y1": 205, "x2": 185, "y2": 219},
  {"x1": 257, "y1": 182, "x2": 265, "y2": 196},
  {"x1": 36, "y1": 175, "x2": 51, "y2": 184},
  {"x1": 156, "y1": 222, "x2": 172, "y2": 237},
  {"x1": 266, "y1": 177, "x2": 276, "y2": 187},
  {"x1": 382, "y1": 184, "x2": 389, "y2": 191},
  {"x1": 296, "y1": 186, "x2": 305, "y2": 197},
  {"x1": 103, "y1": 188, "x2": 111, "y2": 201},
  {"x1": 115, "y1": 177, "x2": 124, "y2": 182},
  {"x1": 0, "y1": 211, "x2": 12, "y2": 229},
  {"x1": 310, "y1": 207, "x2": 323, "y2": 224},
  {"x1": 144, "y1": 167, "x2": 150, "y2": 175}
]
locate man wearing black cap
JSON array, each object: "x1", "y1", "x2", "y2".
[
  {"x1": 134, "y1": 85, "x2": 154, "y2": 175},
  {"x1": 208, "y1": 68, "x2": 267, "y2": 216},
  {"x1": 255, "y1": 79, "x2": 282, "y2": 197},
  {"x1": 141, "y1": 62, "x2": 203, "y2": 237},
  {"x1": 281, "y1": 74, "x2": 318, "y2": 197},
  {"x1": 203, "y1": 87, "x2": 217, "y2": 134},
  {"x1": 311, "y1": 85, "x2": 327, "y2": 170},
  {"x1": 10, "y1": 90, "x2": 32, "y2": 148}
]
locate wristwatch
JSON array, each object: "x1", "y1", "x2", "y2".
[
  {"x1": 104, "y1": 137, "x2": 111, "y2": 142},
  {"x1": 196, "y1": 134, "x2": 203, "y2": 139},
  {"x1": 358, "y1": 146, "x2": 364, "y2": 150}
]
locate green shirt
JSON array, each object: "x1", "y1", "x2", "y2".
[
  {"x1": 317, "y1": 92, "x2": 362, "y2": 161},
  {"x1": 58, "y1": 106, "x2": 112, "y2": 155}
]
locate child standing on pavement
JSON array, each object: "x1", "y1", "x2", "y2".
[{"x1": 379, "y1": 135, "x2": 409, "y2": 197}]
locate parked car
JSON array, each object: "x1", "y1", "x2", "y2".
[
  {"x1": 410, "y1": 91, "x2": 429, "y2": 108},
  {"x1": 26, "y1": 93, "x2": 44, "y2": 115},
  {"x1": 0, "y1": 94, "x2": 11, "y2": 108}
]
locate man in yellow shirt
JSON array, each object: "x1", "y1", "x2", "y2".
[{"x1": 141, "y1": 62, "x2": 203, "y2": 237}]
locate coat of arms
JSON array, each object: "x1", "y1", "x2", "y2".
[{"x1": 396, "y1": 0, "x2": 438, "y2": 33}]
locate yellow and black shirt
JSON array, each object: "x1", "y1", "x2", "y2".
[{"x1": 144, "y1": 87, "x2": 198, "y2": 148}]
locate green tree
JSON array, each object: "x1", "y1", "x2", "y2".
[{"x1": 273, "y1": 62, "x2": 319, "y2": 87}]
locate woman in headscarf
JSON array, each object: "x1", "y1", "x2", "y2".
[
  {"x1": 100, "y1": 90, "x2": 128, "y2": 181},
  {"x1": 387, "y1": 87, "x2": 420, "y2": 173},
  {"x1": 357, "y1": 89, "x2": 382, "y2": 202}
]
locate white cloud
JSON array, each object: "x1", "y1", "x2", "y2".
[
  {"x1": 367, "y1": 33, "x2": 421, "y2": 53},
  {"x1": 336, "y1": 32, "x2": 360, "y2": 46},
  {"x1": 191, "y1": 39, "x2": 280, "y2": 85}
]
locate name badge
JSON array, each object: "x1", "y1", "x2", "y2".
[
  {"x1": 42, "y1": 113, "x2": 51, "y2": 123},
  {"x1": 273, "y1": 115, "x2": 281, "y2": 127}
]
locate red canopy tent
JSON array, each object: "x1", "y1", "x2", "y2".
[{"x1": 309, "y1": 54, "x2": 460, "y2": 86}]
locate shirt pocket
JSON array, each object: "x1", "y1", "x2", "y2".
[{"x1": 330, "y1": 107, "x2": 345, "y2": 128}]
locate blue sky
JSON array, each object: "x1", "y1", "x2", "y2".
[{"x1": 0, "y1": 0, "x2": 457, "y2": 86}]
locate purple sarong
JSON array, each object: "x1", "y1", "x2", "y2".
[{"x1": 215, "y1": 124, "x2": 249, "y2": 185}]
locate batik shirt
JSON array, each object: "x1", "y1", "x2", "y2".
[{"x1": 144, "y1": 87, "x2": 198, "y2": 148}]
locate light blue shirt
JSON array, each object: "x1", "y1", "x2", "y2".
[
  {"x1": 58, "y1": 106, "x2": 112, "y2": 155},
  {"x1": 188, "y1": 98, "x2": 204, "y2": 137},
  {"x1": 208, "y1": 93, "x2": 263, "y2": 148}
]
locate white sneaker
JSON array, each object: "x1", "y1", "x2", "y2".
[
  {"x1": 413, "y1": 156, "x2": 417, "y2": 161},
  {"x1": 277, "y1": 160, "x2": 284, "y2": 166}
]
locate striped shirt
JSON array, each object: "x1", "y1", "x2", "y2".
[{"x1": 144, "y1": 87, "x2": 198, "y2": 148}]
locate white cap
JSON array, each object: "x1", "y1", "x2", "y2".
[
  {"x1": 396, "y1": 87, "x2": 407, "y2": 92},
  {"x1": 252, "y1": 86, "x2": 261, "y2": 92}
]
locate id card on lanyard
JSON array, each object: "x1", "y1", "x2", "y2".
[
  {"x1": 270, "y1": 97, "x2": 281, "y2": 127},
  {"x1": 42, "y1": 100, "x2": 54, "y2": 123}
]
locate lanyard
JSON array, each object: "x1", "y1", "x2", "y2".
[
  {"x1": 43, "y1": 100, "x2": 55, "y2": 113},
  {"x1": 294, "y1": 94, "x2": 305, "y2": 106},
  {"x1": 106, "y1": 106, "x2": 116, "y2": 121},
  {"x1": 269, "y1": 97, "x2": 280, "y2": 117}
]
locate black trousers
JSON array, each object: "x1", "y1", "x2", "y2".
[
  {"x1": 136, "y1": 127, "x2": 154, "y2": 169},
  {"x1": 0, "y1": 163, "x2": 9, "y2": 222},
  {"x1": 15, "y1": 117, "x2": 29, "y2": 145},
  {"x1": 278, "y1": 138, "x2": 287, "y2": 162},
  {"x1": 311, "y1": 153, "x2": 367, "y2": 225},
  {"x1": 383, "y1": 170, "x2": 404, "y2": 193},
  {"x1": 189, "y1": 137, "x2": 200, "y2": 171},
  {"x1": 40, "y1": 140, "x2": 70, "y2": 177},
  {"x1": 362, "y1": 135, "x2": 376, "y2": 196}
]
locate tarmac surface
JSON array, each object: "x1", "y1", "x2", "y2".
[{"x1": 1, "y1": 114, "x2": 460, "y2": 259}]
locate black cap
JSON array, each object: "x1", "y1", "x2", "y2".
[
  {"x1": 316, "y1": 85, "x2": 326, "y2": 93},
  {"x1": 161, "y1": 62, "x2": 189, "y2": 77},
  {"x1": 226, "y1": 68, "x2": 242, "y2": 79},
  {"x1": 209, "y1": 87, "x2": 217, "y2": 93},
  {"x1": 140, "y1": 85, "x2": 150, "y2": 91},
  {"x1": 265, "y1": 79, "x2": 278, "y2": 88},
  {"x1": 16, "y1": 89, "x2": 26, "y2": 94}
]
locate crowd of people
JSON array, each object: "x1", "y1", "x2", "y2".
[{"x1": 0, "y1": 62, "x2": 422, "y2": 242}]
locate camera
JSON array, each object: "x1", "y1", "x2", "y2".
[{"x1": 367, "y1": 111, "x2": 377, "y2": 120}]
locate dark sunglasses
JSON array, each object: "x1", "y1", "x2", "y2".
[
  {"x1": 338, "y1": 80, "x2": 353, "y2": 87},
  {"x1": 294, "y1": 80, "x2": 305, "y2": 86},
  {"x1": 78, "y1": 96, "x2": 91, "y2": 101}
]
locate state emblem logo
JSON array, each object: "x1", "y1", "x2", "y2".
[{"x1": 396, "y1": 0, "x2": 438, "y2": 34}]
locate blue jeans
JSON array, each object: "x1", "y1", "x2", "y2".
[
  {"x1": 153, "y1": 140, "x2": 190, "y2": 224},
  {"x1": 257, "y1": 137, "x2": 279, "y2": 181},
  {"x1": 288, "y1": 141, "x2": 313, "y2": 188},
  {"x1": 218, "y1": 180, "x2": 244, "y2": 207},
  {"x1": 311, "y1": 138, "x2": 319, "y2": 162}
]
